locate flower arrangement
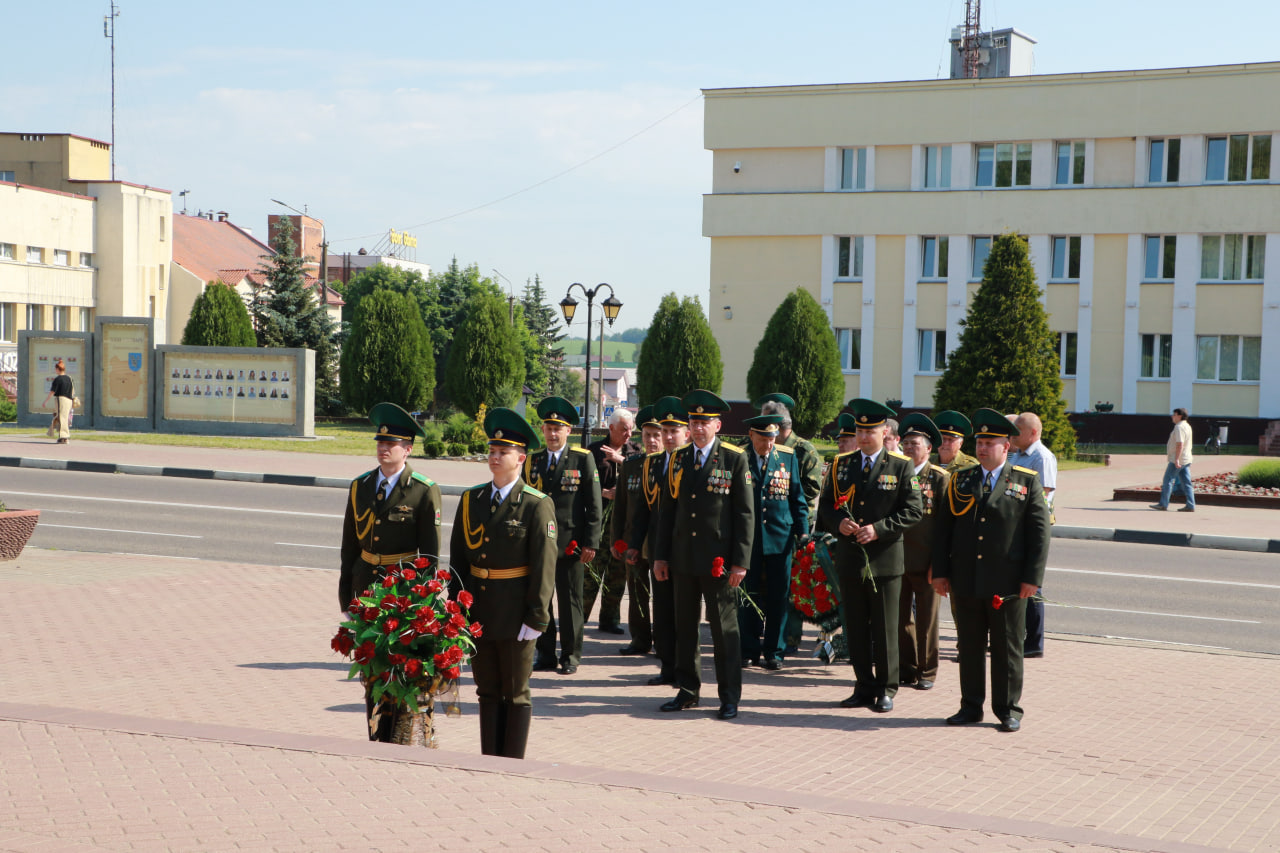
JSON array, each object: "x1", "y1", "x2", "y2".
[
  {"x1": 788, "y1": 532, "x2": 845, "y2": 662},
  {"x1": 331, "y1": 555, "x2": 481, "y2": 713},
  {"x1": 992, "y1": 592, "x2": 1049, "y2": 610}
]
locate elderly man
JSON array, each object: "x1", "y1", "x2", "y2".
[
  {"x1": 933, "y1": 409, "x2": 1051, "y2": 733},
  {"x1": 610, "y1": 406, "x2": 663, "y2": 655},
  {"x1": 933, "y1": 410, "x2": 979, "y2": 473},
  {"x1": 884, "y1": 418, "x2": 901, "y2": 453},
  {"x1": 897, "y1": 413, "x2": 949, "y2": 691},
  {"x1": 585, "y1": 407, "x2": 640, "y2": 635},
  {"x1": 1008, "y1": 411, "x2": 1058, "y2": 659}
]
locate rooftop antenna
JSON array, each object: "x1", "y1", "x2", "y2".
[
  {"x1": 104, "y1": 2, "x2": 120, "y2": 179},
  {"x1": 178, "y1": 190, "x2": 190, "y2": 214},
  {"x1": 962, "y1": 0, "x2": 981, "y2": 79}
]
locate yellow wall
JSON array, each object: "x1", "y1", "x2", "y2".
[
  {"x1": 711, "y1": 149, "x2": 823, "y2": 193},
  {"x1": 1138, "y1": 283, "x2": 1174, "y2": 333},
  {"x1": 872, "y1": 237, "x2": 905, "y2": 400},
  {"x1": 1090, "y1": 236, "x2": 1129, "y2": 406},
  {"x1": 1136, "y1": 381, "x2": 1171, "y2": 413},
  {"x1": 874, "y1": 146, "x2": 912, "y2": 191},
  {"x1": 915, "y1": 282, "x2": 947, "y2": 327},
  {"x1": 1092, "y1": 138, "x2": 1134, "y2": 188},
  {"x1": 1045, "y1": 283, "x2": 1077, "y2": 330},
  {"x1": 1193, "y1": 383, "x2": 1259, "y2": 417},
  {"x1": 1195, "y1": 284, "x2": 1264, "y2": 334},
  {"x1": 0, "y1": 134, "x2": 110, "y2": 193}
]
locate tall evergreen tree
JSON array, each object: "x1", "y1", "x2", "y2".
[
  {"x1": 252, "y1": 217, "x2": 343, "y2": 413},
  {"x1": 429, "y1": 259, "x2": 504, "y2": 406},
  {"x1": 635, "y1": 293, "x2": 722, "y2": 405},
  {"x1": 339, "y1": 290, "x2": 433, "y2": 414},
  {"x1": 519, "y1": 274, "x2": 565, "y2": 398},
  {"x1": 181, "y1": 281, "x2": 256, "y2": 347},
  {"x1": 745, "y1": 288, "x2": 844, "y2": 437},
  {"x1": 340, "y1": 264, "x2": 441, "y2": 332},
  {"x1": 932, "y1": 233, "x2": 1077, "y2": 458},
  {"x1": 443, "y1": 291, "x2": 526, "y2": 416}
]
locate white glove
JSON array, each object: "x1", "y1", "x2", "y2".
[{"x1": 517, "y1": 624, "x2": 542, "y2": 641}]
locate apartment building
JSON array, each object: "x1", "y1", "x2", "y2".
[{"x1": 702, "y1": 61, "x2": 1280, "y2": 418}]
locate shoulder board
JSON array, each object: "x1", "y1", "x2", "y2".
[
  {"x1": 624, "y1": 451, "x2": 647, "y2": 462},
  {"x1": 676, "y1": 442, "x2": 692, "y2": 451},
  {"x1": 470, "y1": 482, "x2": 490, "y2": 492},
  {"x1": 1012, "y1": 465, "x2": 1039, "y2": 477},
  {"x1": 569, "y1": 446, "x2": 591, "y2": 455},
  {"x1": 409, "y1": 471, "x2": 435, "y2": 487},
  {"x1": 522, "y1": 484, "x2": 548, "y2": 498},
  {"x1": 720, "y1": 442, "x2": 744, "y2": 454},
  {"x1": 929, "y1": 464, "x2": 948, "y2": 475},
  {"x1": 774, "y1": 444, "x2": 795, "y2": 454},
  {"x1": 835, "y1": 450, "x2": 856, "y2": 460},
  {"x1": 646, "y1": 450, "x2": 665, "y2": 458},
  {"x1": 355, "y1": 468, "x2": 378, "y2": 484},
  {"x1": 888, "y1": 450, "x2": 910, "y2": 460}
]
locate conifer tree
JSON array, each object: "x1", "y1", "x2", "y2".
[
  {"x1": 444, "y1": 291, "x2": 526, "y2": 416},
  {"x1": 635, "y1": 293, "x2": 722, "y2": 405},
  {"x1": 181, "y1": 281, "x2": 256, "y2": 347},
  {"x1": 520, "y1": 275, "x2": 565, "y2": 398},
  {"x1": 745, "y1": 288, "x2": 844, "y2": 437},
  {"x1": 339, "y1": 289, "x2": 433, "y2": 414}
]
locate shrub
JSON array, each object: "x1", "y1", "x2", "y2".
[
  {"x1": 468, "y1": 440, "x2": 488, "y2": 455},
  {"x1": 1237, "y1": 460, "x2": 1280, "y2": 489},
  {"x1": 443, "y1": 412, "x2": 473, "y2": 444},
  {"x1": 424, "y1": 440, "x2": 445, "y2": 458},
  {"x1": 0, "y1": 389, "x2": 16, "y2": 423},
  {"x1": 445, "y1": 441, "x2": 467, "y2": 458}
]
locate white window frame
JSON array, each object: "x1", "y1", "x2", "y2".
[
  {"x1": 975, "y1": 142, "x2": 1032, "y2": 188},
  {"x1": 924, "y1": 145, "x2": 952, "y2": 189},
  {"x1": 1143, "y1": 235, "x2": 1177, "y2": 280},
  {"x1": 1057, "y1": 332, "x2": 1078, "y2": 377},
  {"x1": 52, "y1": 306, "x2": 71, "y2": 331},
  {"x1": 971, "y1": 236, "x2": 993, "y2": 280},
  {"x1": 0, "y1": 243, "x2": 14, "y2": 260},
  {"x1": 836, "y1": 236, "x2": 864, "y2": 279},
  {"x1": 920, "y1": 236, "x2": 949, "y2": 279},
  {"x1": 25, "y1": 304, "x2": 42, "y2": 330},
  {"x1": 917, "y1": 329, "x2": 947, "y2": 374},
  {"x1": 835, "y1": 327, "x2": 862, "y2": 372},
  {"x1": 1200, "y1": 234, "x2": 1266, "y2": 282},
  {"x1": 839, "y1": 147, "x2": 867, "y2": 191},
  {"x1": 1148, "y1": 138, "x2": 1181, "y2": 184},
  {"x1": 0, "y1": 303, "x2": 15, "y2": 342},
  {"x1": 1050, "y1": 236, "x2": 1082, "y2": 281},
  {"x1": 79, "y1": 252, "x2": 94, "y2": 268},
  {"x1": 1205, "y1": 133, "x2": 1271, "y2": 183},
  {"x1": 1055, "y1": 141, "x2": 1086, "y2": 186},
  {"x1": 1196, "y1": 334, "x2": 1262, "y2": 383},
  {"x1": 53, "y1": 249, "x2": 69, "y2": 266},
  {"x1": 26, "y1": 246, "x2": 43, "y2": 264},
  {"x1": 79, "y1": 307, "x2": 92, "y2": 332},
  {"x1": 1140, "y1": 334, "x2": 1173, "y2": 379}
]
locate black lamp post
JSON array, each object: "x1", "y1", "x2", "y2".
[{"x1": 560, "y1": 282, "x2": 622, "y2": 448}]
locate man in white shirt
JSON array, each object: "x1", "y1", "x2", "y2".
[{"x1": 1152, "y1": 408, "x2": 1196, "y2": 512}]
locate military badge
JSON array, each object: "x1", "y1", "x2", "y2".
[
  {"x1": 547, "y1": 520, "x2": 557, "y2": 539},
  {"x1": 877, "y1": 474, "x2": 898, "y2": 489},
  {"x1": 435, "y1": 508, "x2": 442, "y2": 523}
]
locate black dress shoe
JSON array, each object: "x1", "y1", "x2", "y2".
[
  {"x1": 660, "y1": 693, "x2": 699, "y2": 712},
  {"x1": 873, "y1": 695, "x2": 893, "y2": 713},
  {"x1": 840, "y1": 692, "x2": 874, "y2": 709},
  {"x1": 741, "y1": 657, "x2": 757, "y2": 669},
  {"x1": 1023, "y1": 651, "x2": 1044, "y2": 659},
  {"x1": 647, "y1": 672, "x2": 676, "y2": 686},
  {"x1": 1177, "y1": 505, "x2": 1195, "y2": 513},
  {"x1": 598, "y1": 623, "x2": 626, "y2": 634},
  {"x1": 999, "y1": 717, "x2": 1021, "y2": 732},
  {"x1": 946, "y1": 709, "x2": 984, "y2": 725},
  {"x1": 915, "y1": 679, "x2": 934, "y2": 690},
  {"x1": 557, "y1": 664, "x2": 578, "y2": 675},
  {"x1": 782, "y1": 644, "x2": 799, "y2": 657},
  {"x1": 761, "y1": 659, "x2": 782, "y2": 671},
  {"x1": 717, "y1": 703, "x2": 738, "y2": 720},
  {"x1": 617, "y1": 644, "x2": 651, "y2": 655},
  {"x1": 1149, "y1": 503, "x2": 1167, "y2": 510},
  {"x1": 532, "y1": 656, "x2": 558, "y2": 672}
]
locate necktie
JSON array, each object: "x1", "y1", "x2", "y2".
[
  {"x1": 548, "y1": 453, "x2": 557, "y2": 476},
  {"x1": 491, "y1": 489, "x2": 501, "y2": 513},
  {"x1": 862, "y1": 454, "x2": 872, "y2": 473},
  {"x1": 983, "y1": 472, "x2": 994, "y2": 495},
  {"x1": 375, "y1": 480, "x2": 387, "y2": 508}
]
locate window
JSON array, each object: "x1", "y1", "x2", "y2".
[
  {"x1": 921, "y1": 236, "x2": 949, "y2": 278},
  {"x1": 1051, "y1": 236, "x2": 1081, "y2": 280},
  {"x1": 52, "y1": 306, "x2": 71, "y2": 331},
  {"x1": 836, "y1": 236, "x2": 864, "y2": 279},
  {"x1": 26, "y1": 246, "x2": 43, "y2": 264},
  {"x1": 159, "y1": 263, "x2": 166, "y2": 290},
  {"x1": 1197, "y1": 335, "x2": 1262, "y2": 382},
  {"x1": 924, "y1": 145, "x2": 952, "y2": 188},
  {"x1": 25, "y1": 304, "x2": 42, "y2": 330},
  {"x1": 1200, "y1": 235, "x2": 1265, "y2": 281},
  {"x1": 1057, "y1": 332, "x2": 1078, "y2": 377},
  {"x1": 53, "y1": 249, "x2": 69, "y2": 266},
  {"x1": 80, "y1": 252, "x2": 94, "y2": 267},
  {"x1": 1144, "y1": 236, "x2": 1177, "y2": 280},
  {"x1": 0, "y1": 243, "x2": 14, "y2": 260},
  {"x1": 160, "y1": 216, "x2": 166, "y2": 240},
  {"x1": 0, "y1": 304, "x2": 14, "y2": 342},
  {"x1": 1055, "y1": 141, "x2": 1086, "y2": 185},
  {"x1": 975, "y1": 142, "x2": 1032, "y2": 187},
  {"x1": 835, "y1": 328, "x2": 861, "y2": 371},
  {"x1": 1205, "y1": 134, "x2": 1271, "y2": 182},
  {"x1": 918, "y1": 329, "x2": 947, "y2": 373},
  {"x1": 0, "y1": 170, "x2": 13, "y2": 182},
  {"x1": 839, "y1": 147, "x2": 867, "y2": 190},
  {"x1": 79, "y1": 308, "x2": 92, "y2": 332},
  {"x1": 1148, "y1": 138, "x2": 1181, "y2": 183},
  {"x1": 971, "y1": 236, "x2": 992, "y2": 279},
  {"x1": 1140, "y1": 334, "x2": 1173, "y2": 379}
]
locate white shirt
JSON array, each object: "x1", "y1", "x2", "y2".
[
  {"x1": 491, "y1": 479, "x2": 517, "y2": 505},
  {"x1": 979, "y1": 463, "x2": 1005, "y2": 492},
  {"x1": 860, "y1": 449, "x2": 882, "y2": 470},
  {"x1": 376, "y1": 465, "x2": 405, "y2": 496},
  {"x1": 1010, "y1": 439, "x2": 1059, "y2": 505}
]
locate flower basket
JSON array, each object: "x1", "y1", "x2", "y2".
[
  {"x1": 0, "y1": 509, "x2": 40, "y2": 561},
  {"x1": 789, "y1": 532, "x2": 848, "y2": 663}
]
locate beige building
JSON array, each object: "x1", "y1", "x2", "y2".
[
  {"x1": 0, "y1": 133, "x2": 173, "y2": 367},
  {"x1": 703, "y1": 61, "x2": 1280, "y2": 419}
]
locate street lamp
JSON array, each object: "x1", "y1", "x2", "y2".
[{"x1": 560, "y1": 282, "x2": 622, "y2": 448}]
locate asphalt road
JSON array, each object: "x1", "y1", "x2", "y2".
[{"x1": 8, "y1": 468, "x2": 1280, "y2": 654}]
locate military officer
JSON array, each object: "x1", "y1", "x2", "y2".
[
  {"x1": 739, "y1": 414, "x2": 808, "y2": 670},
  {"x1": 818, "y1": 399, "x2": 923, "y2": 713},
  {"x1": 525, "y1": 396, "x2": 602, "y2": 675},
  {"x1": 833, "y1": 412, "x2": 860, "y2": 455},
  {"x1": 338, "y1": 402, "x2": 443, "y2": 742},
  {"x1": 932, "y1": 409, "x2": 1051, "y2": 733},
  {"x1": 653, "y1": 390, "x2": 755, "y2": 720},
  {"x1": 933, "y1": 410, "x2": 979, "y2": 473},
  {"x1": 610, "y1": 405, "x2": 663, "y2": 655},
  {"x1": 453, "y1": 408, "x2": 557, "y2": 759},
  {"x1": 897, "y1": 413, "x2": 950, "y2": 691}
]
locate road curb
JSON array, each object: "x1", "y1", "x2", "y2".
[{"x1": 1053, "y1": 523, "x2": 1277, "y2": 554}]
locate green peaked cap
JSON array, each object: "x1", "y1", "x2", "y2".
[
  {"x1": 484, "y1": 407, "x2": 542, "y2": 450},
  {"x1": 682, "y1": 389, "x2": 729, "y2": 419},
  {"x1": 755, "y1": 392, "x2": 796, "y2": 410},
  {"x1": 369, "y1": 402, "x2": 426, "y2": 442},
  {"x1": 636, "y1": 405, "x2": 659, "y2": 428},
  {"x1": 899, "y1": 412, "x2": 942, "y2": 447},
  {"x1": 845, "y1": 397, "x2": 896, "y2": 428},
  {"x1": 972, "y1": 408, "x2": 1019, "y2": 438},
  {"x1": 933, "y1": 410, "x2": 973, "y2": 438},
  {"x1": 653, "y1": 396, "x2": 687, "y2": 425},
  {"x1": 536, "y1": 395, "x2": 579, "y2": 426}
]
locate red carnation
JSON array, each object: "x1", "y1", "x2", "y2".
[
  {"x1": 565, "y1": 540, "x2": 579, "y2": 556},
  {"x1": 448, "y1": 646, "x2": 465, "y2": 664},
  {"x1": 458, "y1": 590, "x2": 474, "y2": 609},
  {"x1": 413, "y1": 556, "x2": 430, "y2": 569},
  {"x1": 444, "y1": 665, "x2": 461, "y2": 680},
  {"x1": 353, "y1": 641, "x2": 376, "y2": 665},
  {"x1": 443, "y1": 624, "x2": 460, "y2": 638},
  {"x1": 330, "y1": 628, "x2": 354, "y2": 656},
  {"x1": 613, "y1": 538, "x2": 628, "y2": 554},
  {"x1": 992, "y1": 594, "x2": 1004, "y2": 610},
  {"x1": 433, "y1": 652, "x2": 448, "y2": 669},
  {"x1": 450, "y1": 613, "x2": 467, "y2": 628},
  {"x1": 469, "y1": 621, "x2": 483, "y2": 638},
  {"x1": 362, "y1": 606, "x2": 380, "y2": 621},
  {"x1": 805, "y1": 541, "x2": 816, "y2": 554},
  {"x1": 445, "y1": 599, "x2": 461, "y2": 615},
  {"x1": 382, "y1": 575, "x2": 397, "y2": 588},
  {"x1": 405, "y1": 658, "x2": 423, "y2": 677},
  {"x1": 347, "y1": 598, "x2": 361, "y2": 612},
  {"x1": 384, "y1": 617, "x2": 400, "y2": 632},
  {"x1": 387, "y1": 653, "x2": 407, "y2": 665},
  {"x1": 436, "y1": 568, "x2": 451, "y2": 582},
  {"x1": 402, "y1": 568, "x2": 417, "y2": 581},
  {"x1": 427, "y1": 580, "x2": 443, "y2": 594},
  {"x1": 711, "y1": 556, "x2": 726, "y2": 578},
  {"x1": 399, "y1": 629, "x2": 415, "y2": 645},
  {"x1": 410, "y1": 584, "x2": 428, "y2": 597}
]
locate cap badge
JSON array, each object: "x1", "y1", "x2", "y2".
[
  {"x1": 495, "y1": 429, "x2": 504, "y2": 439},
  {"x1": 379, "y1": 425, "x2": 389, "y2": 434}
]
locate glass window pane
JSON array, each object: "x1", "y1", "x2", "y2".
[
  {"x1": 852, "y1": 236, "x2": 864, "y2": 278},
  {"x1": 837, "y1": 329, "x2": 850, "y2": 368},
  {"x1": 1201, "y1": 236, "x2": 1221, "y2": 279},
  {"x1": 1057, "y1": 142, "x2": 1071, "y2": 184},
  {"x1": 1069, "y1": 236, "x2": 1081, "y2": 278},
  {"x1": 1252, "y1": 135, "x2": 1271, "y2": 180},
  {"x1": 1223, "y1": 234, "x2": 1243, "y2": 280},
  {"x1": 850, "y1": 329, "x2": 861, "y2": 369},
  {"x1": 1219, "y1": 335, "x2": 1239, "y2": 381},
  {"x1": 972, "y1": 237, "x2": 991, "y2": 278},
  {"x1": 976, "y1": 145, "x2": 994, "y2": 186},
  {"x1": 1163, "y1": 236, "x2": 1177, "y2": 279},
  {"x1": 1065, "y1": 332, "x2": 1078, "y2": 375},
  {"x1": 1228, "y1": 135, "x2": 1249, "y2": 181},
  {"x1": 1141, "y1": 334, "x2": 1155, "y2": 377},
  {"x1": 1052, "y1": 237, "x2": 1067, "y2": 279},
  {"x1": 937, "y1": 236, "x2": 949, "y2": 277},
  {"x1": 918, "y1": 330, "x2": 931, "y2": 371},
  {"x1": 1167, "y1": 138, "x2": 1180, "y2": 181},
  {"x1": 995, "y1": 143, "x2": 1013, "y2": 187},
  {"x1": 856, "y1": 148, "x2": 867, "y2": 190},
  {"x1": 939, "y1": 146, "x2": 951, "y2": 187},
  {"x1": 1242, "y1": 337, "x2": 1261, "y2": 381},
  {"x1": 925, "y1": 147, "x2": 938, "y2": 187},
  {"x1": 1073, "y1": 141, "x2": 1086, "y2": 184},
  {"x1": 935, "y1": 330, "x2": 947, "y2": 370},
  {"x1": 1206, "y1": 137, "x2": 1227, "y2": 181},
  {"x1": 922, "y1": 238, "x2": 936, "y2": 277},
  {"x1": 1149, "y1": 140, "x2": 1165, "y2": 183},
  {"x1": 1196, "y1": 336, "x2": 1218, "y2": 380},
  {"x1": 1145, "y1": 236, "x2": 1160, "y2": 279},
  {"x1": 1016, "y1": 143, "x2": 1032, "y2": 186},
  {"x1": 1158, "y1": 335, "x2": 1173, "y2": 378},
  {"x1": 840, "y1": 149, "x2": 853, "y2": 189},
  {"x1": 837, "y1": 237, "x2": 850, "y2": 278},
  {"x1": 1247, "y1": 235, "x2": 1265, "y2": 280}
]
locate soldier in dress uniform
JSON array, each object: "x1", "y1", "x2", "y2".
[
  {"x1": 739, "y1": 414, "x2": 808, "y2": 670},
  {"x1": 338, "y1": 402, "x2": 444, "y2": 742},
  {"x1": 818, "y1": 399, "x2": 923, "y2": 713},
  {"x1": 524, "y1": 396, "x2": 602, "y2": 675},
  {"x1": 611, "y1": 405, "x2": 664, "y2": 655},
  {"x1": 932, "y1": 409, "x2": 1051, "y2": 733},
  {"x1": 453, "y1": 408, "x2": 557, "y2": 759},
  {"x1": 653, "y1": 390, "x2": 755, "y2": 720},
  {"x1": 933, "y1": 410, "x2": 979, "y2": 473},
  {"x1": 897, "y1": 413, "x2": 950, "y2": 691},
  {"x1": 628, "y1": 396, "x2": 689, "y2": 685}
]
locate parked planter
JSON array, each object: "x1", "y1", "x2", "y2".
[{"x1": 0, "y1": 509, "x2": 40, "y2": 561}]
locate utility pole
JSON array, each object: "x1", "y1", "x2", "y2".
[{"x1": 104, "y1": 2, "x2": 120, "y2": 179}]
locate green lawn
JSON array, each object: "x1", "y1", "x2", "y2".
[{"x1": 562, "y1": 338, "x2": 636, "y2": 363}]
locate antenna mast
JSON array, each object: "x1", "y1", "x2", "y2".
[
  {"x1": 104, "y1": 2, "x2": 120, "y2": 179},
  {"x1": 962, "y1": 0, "x2": 981, "y2": 79}
]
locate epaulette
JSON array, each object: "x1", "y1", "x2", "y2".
[
  {"x1": 835, "y1": 450, "x2": 856, "y2": 460},
  {"x1": 569, "y1": 446, "x2": 591, "y2": 454},
  {"x1": 522, "y1": 483, "x2": 548, "y2": 498},
  {"x1": 929, "y1": 464, "x2": 948, "y2": 475},
  {"x1": 1012, "y1": 465, "x2": 1039, "y2": 477},
  {"x1": 470, "y1": 482, "x2": 490, "y2": 492},
  {"x1": 774, "y1": 444, "x2": 795, "y2": 453},
  {"x1": 720, "y1": 442, "x2": 744, "y2": 454},
  {"x1": 355, "y1": 468, "x2": 377, "y2": 484},
  {"x1": 625, "y1": 451, "x2": 647, "y2": 462},
  {"x1": 676, "y1": 442, "x2": 692, "y2": 451},
  {"x1": 410, "y1": 471, "x2": 435, "y2": 487},
  {"x1": 646, "y1": 449, "x2": 665, "y2": 458},
  {"x1": 888, "y1": 450, "x2": 910, "y2": 460}
]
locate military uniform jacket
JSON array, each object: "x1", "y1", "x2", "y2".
[
  {"x1": 749, "y1": 444, "x2": 809, "y2": 556},
  {"x1": 610, "y1": 451, "x2": 649, "y2": 555},
  {"x1": 453, "y1": 479, "x2": 558, "y2": 640},
  {"x1": 523, "y1": 445, "x2": 602, "y2": 554},
  {"x1": 339, "y1": 463, "x2": 442, "y2": 609},
  {"x1": 781, "y1": 432, "x2": 822, "y2": 525},
  {"x1": 932, "y1": 464, "x2": 1051, "y2": 598},
  {"x1": 903, "y1": 463, "x2": 949, "y2": 576},
  {"x1": 624, "y1": 450, "x2": 669, "y2": 559},
  {"x1": 817, "y1": 449, "x2": 924, "y2": 579},
  {"x1": 653, "y1": 437, "x2": 755, "y2": 575},
  {"x1": 934, "y1": 450, "x2": 979, "y2": 474}
]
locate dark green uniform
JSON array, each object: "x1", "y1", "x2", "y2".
[
  {"x1": 781, "y1": 431, "x2": 821, "y2": 524},
  {"x1": 524, "y1": 445, "x2": 602, "y2": 669},
  {"x1": 936, "y1": 449, "x2": 979, "y2": 474},
  {"x1": 628, "y1": 449, "x2": 676, "y2": 679},
  {"x1": 900, "y1": 462, "x2": 949, "y2": 683},
  {"x1": 611, "y1": 450, "x2": 654, "y2": 651},
  {"x1": 933, "y1": 462, "x2": 1050, "y2": 724},
  {"x1": 583, "y1": 436, "x2": 639, "y2": 631},
  {"x1": 741, "y1": 441, "x2": 808, "y2": 664}
]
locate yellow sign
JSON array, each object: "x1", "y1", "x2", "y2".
[
  {"x1": 100, "y1": 323, "x2": 149, "y2": 418},
  {"x1": 389, "y1": 230, "x2": 402, "y2": 245}
]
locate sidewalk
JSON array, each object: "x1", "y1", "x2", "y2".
[{"x1": 3, "y1": 546, "x2": 1280, "y2": 851}]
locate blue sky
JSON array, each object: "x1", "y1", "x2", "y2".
[{"x1": 6, "y1": 1, "x2": 1279, "y2": 336}]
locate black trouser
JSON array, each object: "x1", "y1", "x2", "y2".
[
  {"x1": 739, "y1": 550, "x2": 790, "y2": 662},
  {"x1": 952, "y1": 592, "x2": 1026, "y2": 720},
  {"x1": 537, "y1": 556, "x2": 584, "y2": 666},
  {"x1": 838, "y1": 570, "x2": 901, "y2": 699},
  {"x1": 583, "y1": 548, "x2": 626, "y2": 628},
  {"x1": 624, "y1": 557, "x2": 653, "y2": 650},
  {"x1": 672, "y1": 571, "x2": 741, "y2": 704},
  {"x1": 472, "y1": 636, "x2": 536, "y2": 758},
  {"x1": 651, "y1": 568, "x2": 676, "y2": 676}
]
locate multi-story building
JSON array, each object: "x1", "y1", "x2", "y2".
[{"x1": 702, "y1": 60, "x2": 1280, "y2": 419}]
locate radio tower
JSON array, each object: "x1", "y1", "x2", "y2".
[{"x1": 962, "y1": 0, "x2": 981, "y2": 79}]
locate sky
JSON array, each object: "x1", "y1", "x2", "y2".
[{"x1": 6, "y1": 1, "x2": 1280, "y2": 338}]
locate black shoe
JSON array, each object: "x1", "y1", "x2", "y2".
[
  {"x1": 717, "y1": 703, "x2": 738, "y2": 720},
  {"x1": 647, "y1": 672, "x2": 676, "y2": 686},
  {"x1": 999, "y1": 717, "x2": 1021, "y2": 732},
  {"x1": 532, "y1": 656, "x2": 558, "y2": 672},
  {"x1": 761, "y1": 659, "x2": 782, "y2": 671},
  {"x1": 660, "y1": 692, "x2": 699, "y2": 712},
  {"x1": 900, "y1": 676, "x2": 918, "y2": 688},
  {"x1": 1178, "y1": 505, "x2": 1195, "y2": 513},
  {"x1": 598, "y1": 623, "x2": 626, "y2": 635},
  {"x1": 557, "y1": 663, "x2": 578, "y2": 675},
  {"x1": 617, "y1": 644, "x2": 651, "y2": 655},
  {"x1": 840, "y1": 692, "x2": 874, "y2": 709},
  {"x1": 1023, "y1": 651, "x2": 1044, "y2": 659},
  {"x1": 873, "y1": 695, "x2": 893, "y2": 713},
  {"x1": 741, "y1": 657, "x2": 758, "y2": 669},
  {"x1": 915, "y1": 679, "x2": 934, "y2": 690},
  {"x1": 946, "y1": 709, "x2": 984, "y2": 725}
]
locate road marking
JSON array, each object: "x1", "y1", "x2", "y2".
[
  {"x1": 41, "y1": 523, "x2": 203, "y2": 539},
  {"x1": 1048, "y1": 566, "x2": 1280, "y2": 591},
  {"x1": 1045, "y1": 602, "x2": 1259, "y2": 624},
  {"x1": 118, "y1": 552, "x2": 201, "y2": 560},
  {"x1": 5, "y1": 490, "x2": 343, "y2": 518},
  {"x1": 277, "y1": 542, "x2": 339, "y2": 549}
]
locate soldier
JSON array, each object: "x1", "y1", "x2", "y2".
[
  {"x1": 610, "y1": 405, "x2": 663, "y2": 655},
  {"x1": 338, "y1": 402, "x2": 443, "y2": 742},
  {"x1": 932, "y1": 409, "x2": 1051, "y2": 733},
  {"x1": 453, "y1": 408, "x2": 557, "y2": 759},
  {"x1": 653, "y1": 390, "x2": 754, "y2": 720},
  {"x1": 933, "y1": 410, "x2": 979, "y2": 473},
  {"x1": 585, "y1": 408, "x2": 639, "y2": 635},
  {"x1": 897, "y1": 413, "x2": 950, "y2": 691},
  {"x1": 818, "y1": 399, "x2": 923, "y2": 713},
  {"x1": 525, "y1": 396, "x2": 602, "y2": 675},
  {"x1": 739, "y1": 414, "x2": 808, "y2": 670}
]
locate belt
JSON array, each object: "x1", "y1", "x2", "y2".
[
  {"x1": 361, "y1": 549, "x2": 418, "y2": 567},
  {"x1": 469, "y1": 566, "x2": 529, "y2": 580}
]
